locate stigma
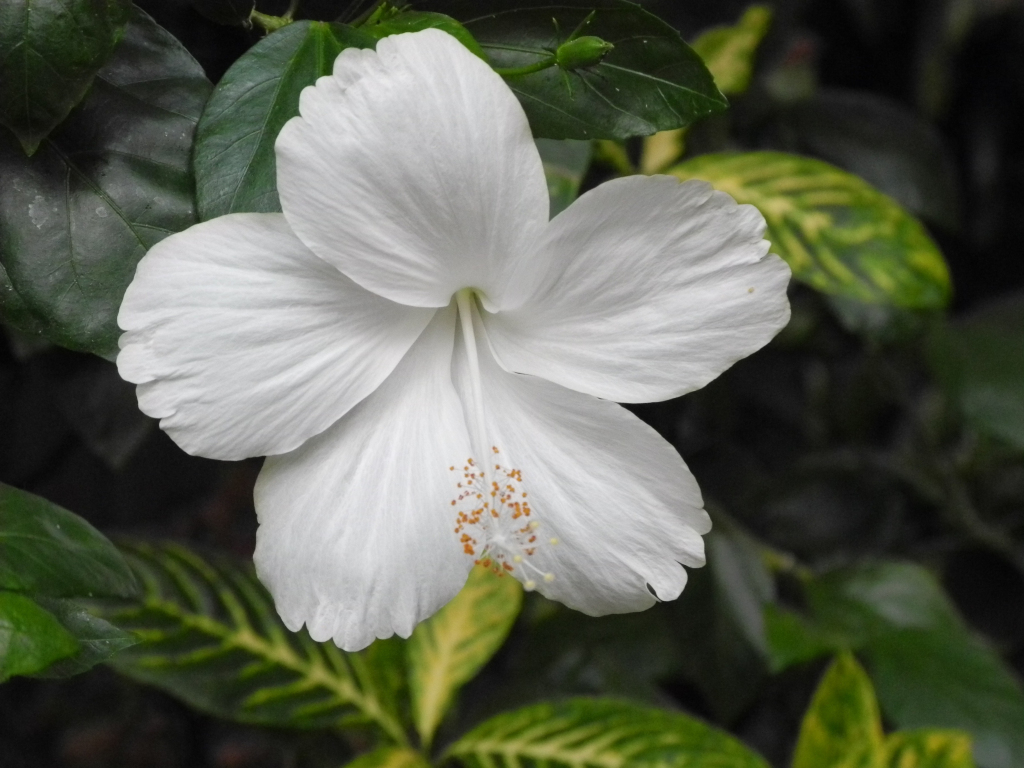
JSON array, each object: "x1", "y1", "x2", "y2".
[{"x1": 450, "y1": 447, "x2": 556, "y2": 589}]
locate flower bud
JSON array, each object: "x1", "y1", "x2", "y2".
[{"x1": 555, "y1": 36, "x2": 615, "y2": 70}]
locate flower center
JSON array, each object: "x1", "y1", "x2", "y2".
[{"x1": 452, "y1": 289, "x2": 556, "y2": 590}]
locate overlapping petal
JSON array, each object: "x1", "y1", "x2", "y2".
[
  {"x1": 486, "y1": 176, "x2": 792, "y2": 403},
  {"x1": 276, "y1": 29, "x2": 549, "y2": 309},
  {"x1": 253, "y1": 307, "x2": 474, "y2": 651},
  {"x1": 117, "y1": 213, "x2": 435, "y2": 461},
  {"x1": 453, "y1": 315, "x2": 711, "y2": 615}
]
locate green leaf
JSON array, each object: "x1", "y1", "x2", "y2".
[
  {"x1": 0, "y1": 591, "x2": 79, "y2": 682},
  {"x1": 346, "y1": 747, "x2": 431, "y2": 768},
  {"x1": 445, "y1": 698, "x2": 770, "y2": 768},
  {"x1": 776, "y1": 562, "x2": 1024, "y2": 768},
  {"x1": 691, "y1": 5, "x2": 773, "y2": 95},
  {"x1": 669, "y1": 523, "x2": 775, "y2": 722},
  {"x1": 0, "y1": 0, "x2": 132, "y2": 154},
  {"x1": 435, "y1": 0, "x2": 727, "y2": 140},
  {"x1": 193, "y1": 21, "x2": 376, "y2": 221},
  {"x1": 928, "y1": 294, "x2": 1024, "y2": 450},
  {"x1": 763, "y1": 604, "x2": 844, "y2": 673},
  {"x1": 791, "y1": 652, "x2": 884, "y2": 768},
  {"x1": 30, "y1": 597, "x2": 138, "y2": 678},
  {"x1": 0, "y1": 482, "x2": 139, "y2": 599},
  {"x1": 668, "y1": 152, "x2": 951, "y2": 308},
  {"x1": 363, "y1": 10, "x2": 486, "y2": 59},
  {"x1": 101, "y1": 541, "x2": 407, "y2": 742},
  {"x1": 884, "y1": 731, "x2": 977, "y2": 768},
  {"x1": 408, "y1": 563, "x2": 522, "y2": 748},
  {"x1": 536, "y1": 138, "x2": 593, "y2": 217},
  {"x1": 0, "y1": 8, "x2": 212, "y2": 357}
]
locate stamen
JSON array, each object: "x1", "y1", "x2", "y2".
[{"x1": 450, "y1": 448, "x2": 556, "y2": 586}]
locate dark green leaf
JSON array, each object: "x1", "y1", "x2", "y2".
[
  {"x1": 31, "y1": 596, "x2": 138, "y2": 678},
  {"x1": 670, "y1": 152, "x2": 952, "y2": 308},
  {"x1": 0, "y1": 482, "x2": 139, "y2": 599},
  {"x1": 769, "y1": 89, "x2": 961, "y2": 229},
  {"x1": 776, "y1": 562, "x2": 1024, "y2": 768},
  {"x1": 0, "y1": 0, "x2": 132, "y2": 154},
  {"x1": 363, "y1": 10, "x2": 485, "y2": 59},
  {"x1": 0, "y1": 8, "x2": 212, "y2": 357},
  {"x1": 0, "y1": 591, "x2": 79, "y2": 682},
  {"x1": 669, "y1": 523, "x2": 774, "y2": 721},
  {"x1": 445, "y1": 698, "x2": 770, "y2": 768},
  {"x1": 928, "y1": 293, "x2": 1024, "y2": 451},
  {"x1": 433, "y1": 0, "x2": 727, "y2": 140},
  {"x1": 536, "y1": 138, "x2": 592, "y2": 217},
  {"x1": 194, "y1": 21, "x2": 376, "y2": 220},
  {"x1": 101, "y1": 541, "x2": 408, "y2": 741}
]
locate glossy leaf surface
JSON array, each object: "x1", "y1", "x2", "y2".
[
  {"x1": 536, "y1": 138, "x2": 593, "y2": 217},
  {"x1": 0, "y1": 9, "x2": 211, "y2": 357},
  {"x1": 446, "y1": 698, "x2": 770, "y2": 768},
  {"x1": 408, "y1": 564, "x2": 522, "y2": 747},
  {"x1": 0, "y1": 592, "x2": 79, "y2": 682},
  {"x1": 193, "y1": 21, "x2": 376, "y2": 220},
  {"x1": 0, "y1": 0, "x2": 132, "y2": 154},
  {"x1": 101, "y1": 541, "x2": 407, "y2": 741},
  {"x1": 434, "y1": 0, "x2": 726, "y2": 140},
  {"x1": 0, "y1": 482, "x2": 138, "y2": 599},
  {"x1": 670, "y1": 152, "x2": 951, "y2": 308}
]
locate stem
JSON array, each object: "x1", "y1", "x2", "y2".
[
  {"x1": 493, "y1": 56, "x2": 558, "y2": 77},
  {"x1": 349, "y1": 0, "x2": 387, "y2": 26}
]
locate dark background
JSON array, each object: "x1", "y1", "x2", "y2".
[{"x1": 3, "y1": 0, "x2": 1023, "y2": 766}]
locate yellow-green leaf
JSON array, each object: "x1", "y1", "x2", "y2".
[
  {"x1": 669, "y1": 152, "x2": 951, "y2": 308},
  {"x1": 408, "y1": 564, "x2": 522, "y2": 747},
  {"x1": 446, "y1": 697, "x2": 770, "y2": 768},
  {"x1": 884, "y1": 731, "x2": 976, "y2": 768},
  {"x1": 792, "y1": 652, "x2": 885, "y2": 768},
  {"x1": 691, "y1": 5, "x2": 773, "y2": 95},
  {"x1": 345, "y1": 747, "x2": 431, "y2": 768}
]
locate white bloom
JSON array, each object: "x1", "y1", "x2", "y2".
[{"x1": 117, "y1": 29, "x2": 791, "y2": 651}]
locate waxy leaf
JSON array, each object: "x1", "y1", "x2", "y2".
[
  {"x1": 446, "y1": 698, "x2": 770, "y2": 768},
  {"x1": 0, "y1": 482, "x2": 138, "y2": 599},
  {"x1": 434, "y1": 0, "x2": 727, "y2": 140},
  {"x1": 691, "y1": 5, "x2": 773, "y2": 96},
  {"x1": 194, "y1": 21, "x2": 377, "y2": 220},
  {"x1": 670, "y1": 152, "x2": 951, "y2": 308},
  {"x1": 408, "y1": 564, "x2": 522, "y2": 748},
  {"x1": 793, "y1": 653, "x2": 976, "y2": 768},
  {"x1": 767, "y1": 563, "x2": 1023, "y2": 768},
  {"x1": 791, "y1": 652, "x2": 884, "y2": 768},
  {"x1": 363, "y1": 10, "x2": 486, "y2": 59},
  {"x1": 101, "y1": 541, "x2": 408, "y2": 741},
  {"x1": 928, "y1": 293, "x2": 1024, "y2": 451},
  {"x1": 30, "y1": 597, "x2": 138, "y2": 678},
  {"x1": 0, "y1": 0, "x2": 132, "y2": 154},
  {"x1": 536, "y1": 138, "x2": 593, "y2": 217},
  {"x1": 0, "y1": 9, "x2": 212, "y2": 357},
  {"x1": 0, "y1": 592, "x2": 79, "y2": 682}
]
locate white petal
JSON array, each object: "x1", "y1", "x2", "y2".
[
  {"x1": 453, "y1": 318, "x2": 711, "y2": 615},
  {"x1": 117, "y1": 213, "x2": 434, "y2": 461},
  {"x1": 487, "y1": 176, "x2": 792, "y2": 402},
  {"x1": 276, "y1": 29, "x2": 549, "y2": 309},
  {"x1": 253, "y1": 306, "x2": 473, "y2": 651}
]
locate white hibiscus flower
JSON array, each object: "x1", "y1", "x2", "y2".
[{"x1": 117, "y1": 29, "x2": 791, "y2": 651}]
